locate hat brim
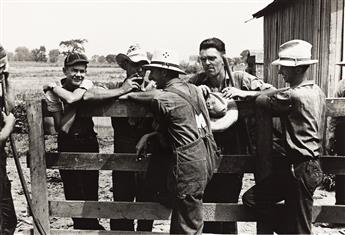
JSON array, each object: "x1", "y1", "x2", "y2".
[
  {"x1": 116, "y1": 53, "x2": 149, "y2": 70},
  {"x1": 271, "y1": 59, "x2": 318, "y2": 67},
  {"x1": 143, "y1": 64, "x2": 186, "y2": 75},
  {"x1": 210, "y1": 102, "x2": 238, "y2": 132}
]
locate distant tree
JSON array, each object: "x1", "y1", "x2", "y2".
[
  {"x1": 232, "y1": 57, "x2": 242, "y2": 65},
  {"x1": 147, "y1": 51, "x2": 153, "y2": 61},
  {"x1": 91, "y1": 55, "x2": 99, "y2": 63},
  {"x1": 59, "y1": 39, "x2": 88, "y2": 55},
  {"x1": 189, "y1": 55, "x2": 199, "y2": 62},
  {"x1": 14, "y1": 46, "x2": 32, "y2": 61},
  {"x1": 105, "y1": 54, "x2": 117, "y2": 64},
  {"x1": 48, "y1": 49, "x2": 60, "y2": 63},
  {"x1": 6, "y1": 52, "x2": 14, "y2": 61},
  {"x1": 97, "y1": 55, "x2": 106, "y2": 63},
  {"x1": 31, "y1": 46, "x2": 47, "y2": 62}
]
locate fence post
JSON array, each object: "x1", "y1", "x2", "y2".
[
  {"x1": 254, "y1": 95, "x2": 274, "y2": 234},
  {"x1": 27, "y1": 99, "x2": 50, "y2": 234},
  {"x1": 254, "y1": 95, "x2": 273, "y2": 181}
]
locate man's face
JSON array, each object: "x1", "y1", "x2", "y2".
[
  {"x1": 278, "y1": 66, "x2": 297, "y2": 83},
  {"x1": 64, "y1": 63, "x2": 87, "y2": 87},
  {"x1": 148, "y1": 68, "x2": 165, "y2": 89},
  {"x1": 126, "y1": 61, "x2": 147, "y2": 77},
  {"x1": 199, "y1": 48, "x2": 224, "y2": 78}
]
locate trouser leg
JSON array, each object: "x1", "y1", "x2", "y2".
[
  {"x1": 58, "y1": 134, "x2": 103, "y2": 230},
  {"x1": 110, "y1": 171, "x2": 136, "y2": 231},
  {"x1": 0, "y1": 175, "x2": 17, "y2": 235},
  {"x1": 284, "y1": 161, "x2": 322, "y2": 234},
  {"x1": 242, "y1": 171, "x2": 287, "y2": 234},
  {"x1": 336, "y1": 175, "x2": 345, "y2": 205},
  {"x1": 170, "y1": 195, "x2": 203, "y2": 234},
  {"x1": 136, "y1": 172, "x2": 154, "y2": 231},
  {"x1": 203, "y1": 173, "x2": 243, "y2": 234},
  {"x1": 60, "y1": 169, "x2": 103, "y2": 230}
]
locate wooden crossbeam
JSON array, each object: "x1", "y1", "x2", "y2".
[
  {"x1": 48, "y1": 201, "x2": 345, "y2": 224},
  {"x1": 19, "y1": 229, "x2": 167, "y2": 235},
  {"x1": 44, "y1": 152, "x2": 345, "y2": 175},
  {"x1": 42, "y1": 99, "x2": 256, "y2": 118}
]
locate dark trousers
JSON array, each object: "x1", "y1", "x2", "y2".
[
  {"x1": 58, "y1": 133, "x2": 103, "y2": 230},
  {"x1": 203, "y1": 173, "x2": 243, "y2": 234},
  {"x1": 334, "y1": 125, "x2": 345, "y2": 205},
  {"x1": 0, "y1": 167, "x2": 17, "y2": 235},
  {"x1": 170, "y1": 195, "x2": 204, "y2": 234},
  {"x1": 110, "y1": 171, "x2": 153, "y2": 231},
  {"x1": 110, "y1": 136, "x2": 154, "y2": 231},
  {"x1": 242, "y1": 160, "x2": 323, "y2": 234},
  {"x1": 203, "y1": 124, "x2": 246, "y2": 234}
]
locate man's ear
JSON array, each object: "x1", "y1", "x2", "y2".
[{"x1": 62, "y1": 67, "x2": 67, "y2": 75}]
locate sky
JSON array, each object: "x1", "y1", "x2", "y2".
[{"x1": 0, "y1": 0, "x2": 273, "y2": 61}]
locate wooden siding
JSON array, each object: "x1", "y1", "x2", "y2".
[{"x1": 262, "y1": 0, "x2": 344, "y2": 97}]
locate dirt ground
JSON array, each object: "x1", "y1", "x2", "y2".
[{"x1": 4, "y1": 133, "x2": 345, "y2": 234}]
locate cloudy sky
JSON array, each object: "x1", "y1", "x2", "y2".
[{"x1": 0, "y1": 0, "x2": 273, "y2": 61}]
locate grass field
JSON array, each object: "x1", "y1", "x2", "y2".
[{"x1": 4, "y1": 62, "x2": 345, "y2": 234}]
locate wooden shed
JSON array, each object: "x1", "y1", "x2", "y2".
[{"x1": 253, "y1": 0, "x2": 344, "y2": 97}]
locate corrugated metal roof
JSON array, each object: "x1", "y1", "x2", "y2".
[{"x1": 253, "y1": 0, "x2": 298, "y2": 18}]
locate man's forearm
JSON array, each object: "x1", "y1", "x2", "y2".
[
  {"x1": 52, "y1": 86, "x2": 85, "y2": 104},
  {"x1": 0, "y1": 122, "x2": 14, "y2": 144},
  {"x1": 83, "y1": 87, "x2": 126, "y2": 101}
]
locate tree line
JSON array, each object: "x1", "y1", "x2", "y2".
[{"x1": 7, "y1": 39, "x2": 118, "y2": 64}]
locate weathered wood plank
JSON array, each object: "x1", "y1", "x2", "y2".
[
  {"x1": 45, "y1": 153, "x2": 255, "y2": 173},
  {"x1": 48, "y1": 201, "x2": 345, "y2": 223},
  {"x1": 26, "y1": 99, "x2": 51, "y2": 234},
  {"x1": 42, "y1": 99, "x2": 255, "y2": 119},
  {"x1": 21, "y1": 229, "x2": 166, "y2": 235},
  {"x1": 254, "y1": 96, "x2": 273, "y2": 181},
  {"x1": 45, "y1": 153, "x2": 345, "y2": 175}
]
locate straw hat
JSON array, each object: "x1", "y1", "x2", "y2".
[
  {"x1": 207, "y1": 92, "x2": 238, "y2": 132},
  {"x1": 272, "y1": 39, "x2": 318, "y2": 67},
  {"x1": 206, "y1": 92, "x2": 227, "y2": 118},
  {"x1": 116, "y1": 44, "x2": 149, "y2": 69},
  {"x1": 143, "y1": 49, "x2": 186, "y2": 74}
]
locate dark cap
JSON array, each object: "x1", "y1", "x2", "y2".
[
  {"x1": 64, "y1": 52, "x2": 89, "y2": 67},
  {"x1": 0, "y1": 44, "x2": 7, "y2": 60}
]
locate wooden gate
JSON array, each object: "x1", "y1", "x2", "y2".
[{"x1": 25, "y1": 97, "x2": 345, "y2": 234}]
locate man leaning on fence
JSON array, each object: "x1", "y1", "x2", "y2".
[
  {"x1": 42, "y1": 52, "x2": 104, "y2": 230},
  {"x1": 189, "y1": 37, "x2": 274, "y2": 234},
  {"x1": 242, "y1": 39, "x2": 325, "y2": 234},
  {"x1": 0, "y1": 44, "x2": 17, "y2": 235},
  {"x1": 132, "y1": 48, "x2": 219, "y2": 234},
  {"x1": 83, "y1": 43, "x2": 156, "y2": 231}
]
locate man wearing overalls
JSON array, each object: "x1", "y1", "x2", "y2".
[{"x1": 134, "y1": 48, "x2": 218, "y2": 234}]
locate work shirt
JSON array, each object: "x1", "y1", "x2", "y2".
[
  {"x1": 45, "y1": 78, "x2": 96, "y2": 136},
  {"x1": 189, "y1": 70, "x2": 273, "y2": 92},
  {"x1": 150, "y1": 78, "x2": 215, "y2": 199},
  {"x1": 267, "y1": 81, "x2": 326, "y2": 162},
  {"x1": 189, "y1": 70, "x2": 273, "y2": 154},
  {"x1": 151, "y1": 78, "x2": 207, "y2": 147}
]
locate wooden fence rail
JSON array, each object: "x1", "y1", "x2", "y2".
[{"x1": 25, "y1": 97, "x2": 345, "y2": 235}]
